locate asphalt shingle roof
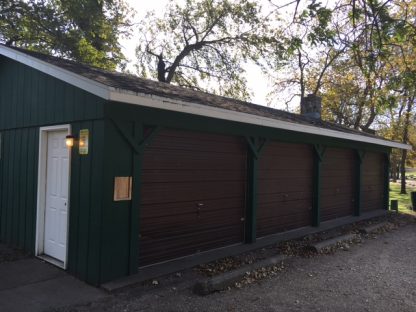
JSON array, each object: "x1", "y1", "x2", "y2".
[{"x1": 7, "y1": 46, "x2": 381, "y2": 140}]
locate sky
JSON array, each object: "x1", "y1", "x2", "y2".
[{"x1": 119, "y1": 0, "x2": 291, "y2": 110}]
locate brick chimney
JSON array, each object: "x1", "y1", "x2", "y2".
[{"x1": 300, "y1": 94, "x2": 322, "y2": 119}]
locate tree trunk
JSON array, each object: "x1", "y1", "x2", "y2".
[
  {"x1": 400, "y1": 149, "x2": 407, "y2": 194},
  {"x1": 298, "y1": 49, "x2": 305, "y2": 98},
  {"x1": 390, "y1": 154, "x2": 398, "y2": 182},
  {"x1": 400, "y1": 96, "x2": 414, "y2": 194}
]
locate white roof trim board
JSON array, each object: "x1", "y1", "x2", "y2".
[{"x1": 0, "y1": 45, "x2": 411, "y2": 150}]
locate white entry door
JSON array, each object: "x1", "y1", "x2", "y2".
[{"x1": 43, "y1": 130, "x2": 70, "y2": 262}]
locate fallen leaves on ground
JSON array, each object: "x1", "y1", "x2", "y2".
[
  {"x1": 196, "y1": 213, "x2": 414, "y2": 274},
  {"x1": 235, "y1": 262, "x2": 287, "y2": 288}
]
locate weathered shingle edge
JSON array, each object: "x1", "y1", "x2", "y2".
[{"x1": 0, "y1": 45, "x2": 410, "y2": 150}]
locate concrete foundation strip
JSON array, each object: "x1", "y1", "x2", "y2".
[
  {"x1": 359, "y1": 222, "x2": 390, "y2": 234},
  {"x1": 308, "y1": 233, "x2": 358, "y2": 253},
  {"x1": 193, "y1": 254, "x2": 288, "y2": 296}
]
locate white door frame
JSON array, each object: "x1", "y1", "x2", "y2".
[{"x1": 35, "y1": 124, "x2": 71, "y2": 269}]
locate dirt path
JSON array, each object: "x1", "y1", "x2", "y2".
[{"x1": 55, "y1": 220, "x2": 416, "y2": 312}]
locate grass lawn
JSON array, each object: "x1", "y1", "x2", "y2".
[
  {"x1": 406, "y1": 168, "x2": 416, "y2": 179},
  {"x1": 390, "y1": 182, "x2": 416, "y2": 212}
]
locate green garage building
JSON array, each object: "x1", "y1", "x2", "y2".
[{"x1": 0, "y1": 44, "x2": 410, "y2": 285}]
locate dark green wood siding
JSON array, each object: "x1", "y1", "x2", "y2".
[
  {"x1": 100, "y1": 119, "x2": 135, "y2": 283},
  {"x1": 0, "y1": 128, "x2": 38, "y2": 251},
  {"x1": 0, "y1": 56, "x2": 104, "y2": 130},
  {"x1": 0, "y1": 122, "x2": 105, "y2": 285},
  {"x1": 67, "y1": 120, "x2": 105, "y2": 285},
  {"x1": 0, "y1": 57, "x2": 106, "y2": 285}
]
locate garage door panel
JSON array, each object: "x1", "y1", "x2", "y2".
[
  {"x1": 258, "y1": 191, "x2": 311, "y2": 204},
  {"x1": 362, "y1": 191, "x2": 383, "y2": 202},
  {"x1": 321, "y1": 202, "x2": 354, "y2": 212},
  {"x1": 259, "y1": 168, "x2": 314, "y2": 178},
  {"x1": 258, "y1": 211, "x2": 312, "y2": 225},
  {"x1": 321, "y1": 179, "x2": 355, "y2": 190},
  {"x1": 140, "y1": 128, "x2": 246, "y2": 266},
  {"x1": 259, "y1": 178, "x2": 312, "y2": 193},
  {"x1": 142, "y1": 217, "x2": 244, "y2": 239},
  {"x1": 141, "y1": 206, "x2": 244, "y2": 231},
  {"x1": 257, "y1": 199, "x2": 312, "y2": 216},
  {"x1": 363, "y1": 175, "x2": 383, "y2": 183},
  {"x1": 141, "y1": 197, "x2": 244, "y2": 218},
  {"x1": 260, "y1": 158, "x2": 313, "y2": 171},
  {"x1": 362, "y1": 184, "x2": 383, "y2": 192},
  {"x1": 258, "y1": 210, "x2": 312, "y2": 235},
  {"x1": 140, "y1": 226, "x2": 242, "y2": 265},
  {"x1": 362, "y1": 152, "x2": 385, "y2": 212},
  {"x1": 321, "y1": 192, "x2": 354, "y2": 203},
  {"x1": 321, "y1": 148, "x2": 355, "y2": 221},
  {"x1": 362, "y1": 201, "x2": 382, "y2": 211},
  {"x1": 257, "y1": 141, "x2": 313, "y2": 237},
  {"x1": 142, "y1": 169, "x2": 245, "y2": 183},
  {"x1": 321, "y1": 157, "x2": 355, "y2": 166},
  {"x1": 141, "y1": 181, "x2": 244, "y2": 204},
  {"x1": 321, "y1": 169, "x2": 355, "y2": 178},
  {"x1": 143, "y1": 152, "x2": 245, "y2": 170}
]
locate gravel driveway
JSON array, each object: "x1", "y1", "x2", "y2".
[{"x1": 56, "y1": 218, "x2": 416, "y2": 312}]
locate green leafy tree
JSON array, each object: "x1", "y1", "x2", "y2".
[
  {"x1": 319, "y1": 51, "x2": 392, "y2": 132},
  {"x1": 376, "y1": 0, "x2": 416, "y2": 193},
  {"x1": 266, "y1": 0, "x2": 349, "y2": 108},
  {"x1": 0, "y1": 0, "x2": 131, "y2": 70},
  {"x1": 270, "y1": 0, "x2": 403, "y2": 123},
  {"x1": 135, "y1": 0, "x2": 281, "y2": 100},
  {"x1": 319, "y1": 0, "x2": 416, "y2": 192}
]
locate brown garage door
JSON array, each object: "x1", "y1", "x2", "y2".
[
  {"x1": 321, "y1": 148, "x2": 355, "y2": 221},
  {"x1": 362, "y1": 152, "x2": 385, "y2": 211},
  {"x1": 257, "y1": 142, "x2": 313, "y2": 237},
  {"x1": 139, "y1": 128, "x2": 247, "y2": 266}
]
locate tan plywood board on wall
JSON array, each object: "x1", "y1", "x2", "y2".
[{"x1": 114, "y1": 177, "x2": 132, "y2": 201}]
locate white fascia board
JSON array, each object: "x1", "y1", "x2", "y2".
[
  {"x1": 0, "y1": 45, "x2": 111, "y2": 100},
  {"x1": 109, "y1": 89, "x2": 412, "y2": 150}
]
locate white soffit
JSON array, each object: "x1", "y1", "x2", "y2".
[{"x1": 0, "y1": 45, "x2": 411, "y2": 150}]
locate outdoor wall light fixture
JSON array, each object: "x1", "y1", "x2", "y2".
[{"x1": 65, "y1": 134, "x2": 75, "y2": 148}]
